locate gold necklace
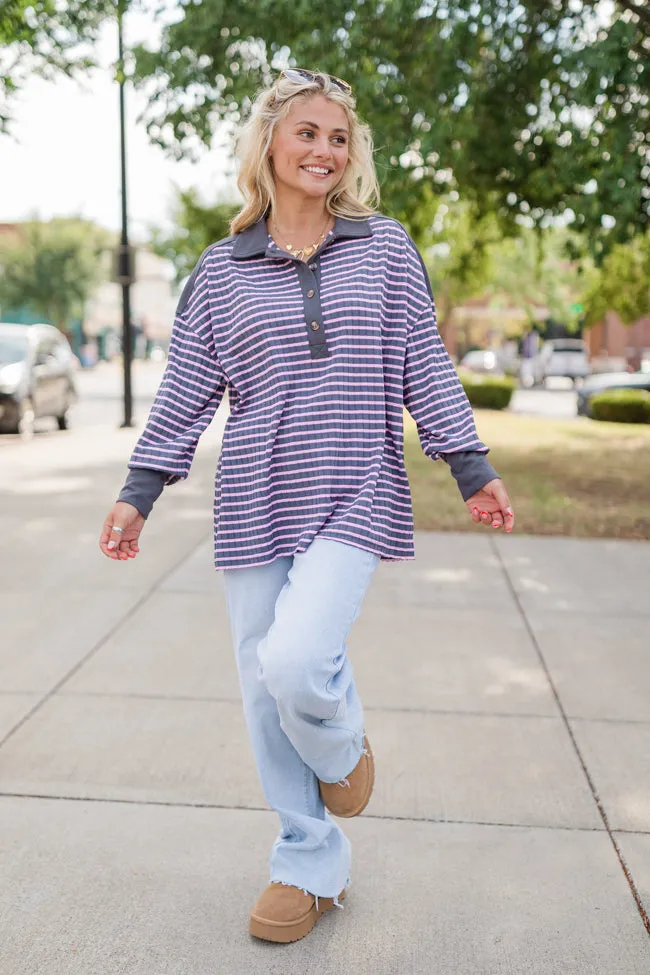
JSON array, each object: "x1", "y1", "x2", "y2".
[{"x1": 270, "y1": 214, "x2": 332, "y2": 261}]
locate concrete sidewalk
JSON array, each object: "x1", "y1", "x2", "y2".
[{"x1": 0, "y1": 417, "x2": 649, "y2": 973}]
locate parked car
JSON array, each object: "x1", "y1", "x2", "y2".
[
  {"x1": 533, "y1": 338, "x2": 591, "y2": 386},
  {"x1": 0, "y1": 322, "x2": 77, "y2": 435},
  {"x1": 576, "y1": 371, "x2": 650, "y2": 417},
  {"x1": 459, "y1": 349, "x2": 502, "y2": 375}
]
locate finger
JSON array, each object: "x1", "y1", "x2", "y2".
[
  {"x1": 99, "y1": 539, "x2": 120, "y2": 560},
  {"x1": 107, "y1": 526, "x2": 127, "y2": 552},
  {"x1": 480, "y1": 509, "x2": 491, "y2": 524},
  {"x1": 469, "y1": 505, "x2": 481, "y2": 524},
  {"x1": 491, "y1": 512, "x2": 504, "y2": 529},
  {"x1": 503, "y1": 505, "x2": 515, "y2": 533},
  {"x1": 116, "y1": 538, "x2": 130, "y2": 560},
  {"x1": 491, "y1": 482, "x2": 511, "y2": 514},
  {"x1": 99, "y1": 519, "x2": 114, "y2": 548}
]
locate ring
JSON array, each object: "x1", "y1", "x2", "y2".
[{"x1": 112, "y1": 526, "x2": 126, "y2": 534}]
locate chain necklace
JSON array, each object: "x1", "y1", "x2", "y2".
[{"x1": 269, "y1": 213, "x2": 332, "y2": 261}]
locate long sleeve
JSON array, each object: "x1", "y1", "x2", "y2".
[
  {"x1": 402, "y1": 240, "x2": 499, "y2": 498},
  {"x1": 117, "y1": 467, "x2": 166, "y2": 518},
  {"x1": 124, "y1": 259, "x2": 228, "y2": 489},
  {"x1": 403, "y1": 304, "x2": 489, "y2": 459}
]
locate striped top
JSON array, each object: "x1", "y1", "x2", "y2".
[{"x1": 125, "y1": 214, "x2": 490, "y2": 569}]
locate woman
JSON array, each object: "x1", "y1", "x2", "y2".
[{"x1": 99, "y1": 69, "x2": 514, "y2": 944}]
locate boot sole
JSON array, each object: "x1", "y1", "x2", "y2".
[{"x1": 249, "y1": 888, "x2": 345, "y2": 943}]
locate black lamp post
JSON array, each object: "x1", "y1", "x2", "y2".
[{"x1": 116, "y1": 0, "x2": 134, "y2": 428}]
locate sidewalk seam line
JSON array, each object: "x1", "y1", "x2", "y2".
[
  {"x1": 490, "y1": 535, "x2": 650, "y2": 938},
  {"x1": 0, "y1": 791, "x2": 631, "y2": 832},
  {"x1": 32, "y1": 690, "x2": 650, "y2": 725}
]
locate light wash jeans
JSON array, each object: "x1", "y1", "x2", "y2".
[{"x1": 221, "y1": 537, "x2": 380, "y2": 901}]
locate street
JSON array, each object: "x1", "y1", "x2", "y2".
[{"x1": 510, "y1": 383, "x2": 578, "y2": 419}]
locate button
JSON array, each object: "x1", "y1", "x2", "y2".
[
  {"x1": 309, "y1": 263, "x2": 317, "y2": 270},
  {"x1": 311, "y1": 321, "x2": 320, "y2": 331},
  {"x1": 307, "y1": 289, "x2": 315, "y2": 298}
]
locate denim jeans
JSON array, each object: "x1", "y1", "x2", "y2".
[{"x1": 221, "y1": 537, "x2": 380, "y2": 900}]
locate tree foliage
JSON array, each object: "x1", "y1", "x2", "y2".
[
  {"x1": 0, "y1": 0, "x2": 115, "y2": 130},
  {"x1": 424, "y1": 197, "x2": 499, "y2": 337},
  {"x1": 0, "y1": 218, "x2": 111, "y2": 334},
  {"x1": 582, "y1": 231, "x2": 650, "y2": 326},
  {"x1": 133, "y1": 0, "x2": 650, "y2": 255},
  {"x1": 148, "y1": 189, "x2": 239, "y2": 284}
]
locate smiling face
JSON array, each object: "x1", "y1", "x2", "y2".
[{"x1": 268, "y1": 93, "x2": 350, "y2": 203}]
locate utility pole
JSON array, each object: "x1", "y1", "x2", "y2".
[{"x1": 116, "y1": 0, "x2": 134, "y2": 427}]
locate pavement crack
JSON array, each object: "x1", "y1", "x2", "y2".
[{"x1": 490, "y1": 535, "x2": 650, "y2": 938}]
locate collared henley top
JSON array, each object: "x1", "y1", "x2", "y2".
[{"x1": 119, "y1": 214, "x2": 497, "y2": 569}]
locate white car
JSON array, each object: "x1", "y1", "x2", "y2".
[
  {"x1": 459, "y1": 350, "x2": 502, "y2": 375},
  {"x1": 533, "y1": 338, "x2": 591, "y2": 386}
]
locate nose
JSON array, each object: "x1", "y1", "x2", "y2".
[{"x1": 312, "y1": 135, "x2": 333, "y2": 159}]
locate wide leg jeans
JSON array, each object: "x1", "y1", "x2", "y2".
[{"x1": 222, "y1": 537, "x2": 379, "y2": 899}]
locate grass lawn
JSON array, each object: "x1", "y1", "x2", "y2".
[{"x1": 404, "y1": 409, "x2": 650, "y2": 540}]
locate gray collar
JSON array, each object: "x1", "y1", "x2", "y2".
[{"x1": 231, "y1": 214, "x2": 373, "y2": 260}]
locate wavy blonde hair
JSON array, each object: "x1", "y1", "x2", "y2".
[{"x1": 231, "y1": 72, "x2": 380, "y2": 235}]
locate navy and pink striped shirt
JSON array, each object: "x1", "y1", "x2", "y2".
[{"x1": 119, "y1": 214, "x2": 496, "y2": 569}]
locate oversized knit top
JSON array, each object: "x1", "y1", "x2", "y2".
[{"x1": 118, "y1": 214, "x2": 497, "y2": 569}]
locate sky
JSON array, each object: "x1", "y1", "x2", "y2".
[{"x1": 0, "y1": 3, "x2": 236, "y2": 241}]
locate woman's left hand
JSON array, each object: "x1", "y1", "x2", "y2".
[{"x1": 466, "y1": 478, "x2": 515, "y2": 532}]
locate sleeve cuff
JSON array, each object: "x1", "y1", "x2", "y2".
[
  {"x1": 442, "y1": 450, "x2": 500, "y2": 502},
  {"x1": 117, "y1": 467, "x2": 167, "y2": 519}
]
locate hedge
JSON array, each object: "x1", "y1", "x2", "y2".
[
  {"x1": 459, "y1": 374, "x2": 516, "y2": 410},
  {"x1": 589, "y1": 389, "x2": 650, "y2": 424}
]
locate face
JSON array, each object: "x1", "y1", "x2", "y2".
[{"x1": 268, "y1": 93, "x2": 350, "y2": 200}]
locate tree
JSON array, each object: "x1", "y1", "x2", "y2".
[
  {"x1": 487, "y1": 227, "x2": 591, "y2": 332},
  {"x1": 582, "y1": 232, "x2": 650, "y2": 327},
  {"x1": 423, "y1": 197, "x2": 499, "y2": 345},
  {"x1": 148, "y1": 189, "x2": 239, "y2": 285},
  {"x1": 0, "y1": 0, "x2": 116, "y2": 131},
  {"x1": 0, "y1": 218, "x2": 111, "y2": 336},
  {"x1": 133, "y1": 0, "x2": 650, "y2": 254}
]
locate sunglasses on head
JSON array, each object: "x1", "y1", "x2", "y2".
[{"x1": 280, "y1": 68, "x2": 352, "y2": 95}]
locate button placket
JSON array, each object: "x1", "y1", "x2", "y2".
[
  {"x1": 296, "y1": 259, "x2": 329, "y2": 359},
  {"x1": 265, "y1": 232, "x2": 331, "y2": 359}
]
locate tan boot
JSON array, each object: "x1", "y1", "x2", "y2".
[
  {"x1": 318, "y1": 735, "x2": 374, "y2": 818},
  {"x1": 249, "y1": 882, "x2": 345, "y2": 943}
]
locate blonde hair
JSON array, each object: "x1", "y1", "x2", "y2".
[{"x1": 231, "y1": 72, "x2": 380, "y2": 235}]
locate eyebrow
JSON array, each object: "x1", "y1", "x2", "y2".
[{"x1": 296, "y1": 120, "x2": 349, "y2": 134}]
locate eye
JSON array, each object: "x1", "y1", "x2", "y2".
[
  {"x1": 332, "y1": 136, "x2": 347, "y2": 145},
  {"x1": 298, "y1": 129, "x2": 315, "y2": 138}
]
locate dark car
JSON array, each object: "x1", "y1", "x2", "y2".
[
  {"x1": 0, "y1": 322, "x2": 77, "y2": 435},
  {"x1": 576, "y1": 371, "x2": 650, "y2": 417}
]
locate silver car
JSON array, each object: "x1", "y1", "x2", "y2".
[
  {"x1": 533, "y1": 338, "x2": 591, "y2": 386},
  {"x1": 0, "y1": 322, "x2": 77, "y2": 435}
]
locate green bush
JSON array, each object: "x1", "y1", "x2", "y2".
[
  {"x1": 460, "y1": 375, "x2": 516, "y2": 410},
  {"x1": 589, "y1": 389, "x2": 650, "y2": 424}
]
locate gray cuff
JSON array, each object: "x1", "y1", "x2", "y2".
[
  {"x1": 117, "y1": 467, "x2": 167, "y2": 519},
  {"x1": 442, "y1": 451, "x2": 499, "y2": 501}
]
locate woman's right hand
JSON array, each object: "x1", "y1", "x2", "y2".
[{"x1": 99, "y1": 501, "x2": 146, "y2": 561}]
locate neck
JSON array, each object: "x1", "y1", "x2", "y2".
[{"x1": 269, "y1": 186, "x2": 331, "y2": 237}]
